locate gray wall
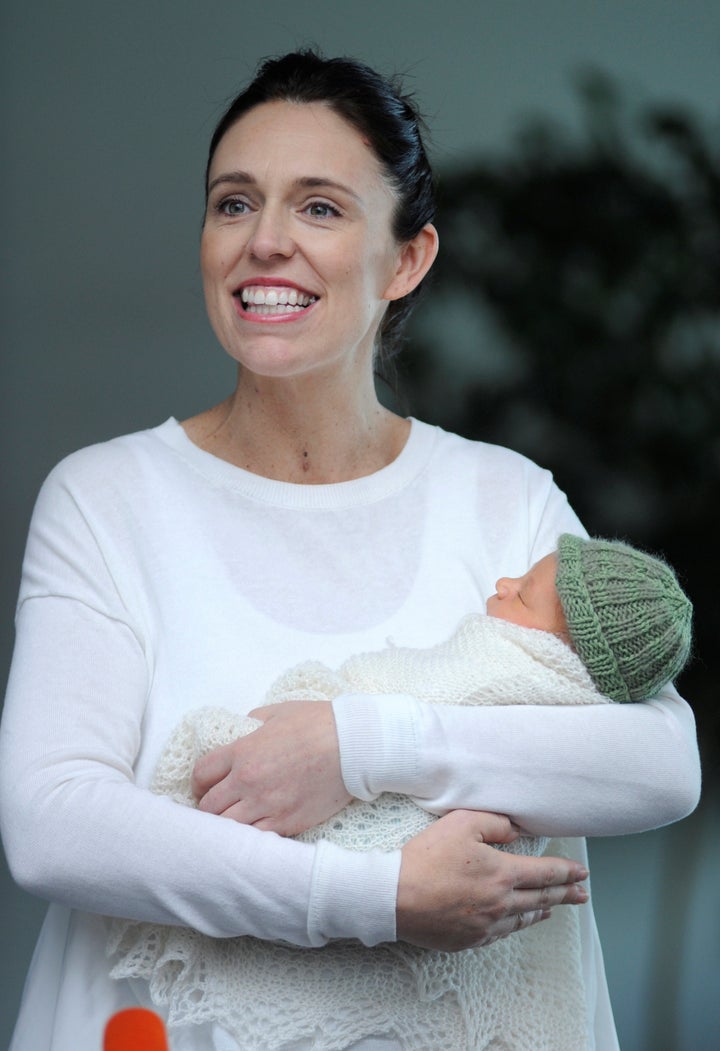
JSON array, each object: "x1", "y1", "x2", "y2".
[{"x1": 2, "y1": 2, "x2": 718, "y2": 1047}]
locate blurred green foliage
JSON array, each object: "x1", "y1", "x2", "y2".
[{"x1": 404, "y1": 71, "x2": 719, "y2": 770}]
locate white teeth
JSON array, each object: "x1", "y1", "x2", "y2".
[{"x1": 240, "y1": 286, "x2": 316, "y2": 312}]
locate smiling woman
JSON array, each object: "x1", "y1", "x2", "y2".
[
  {"x1": 188, "y1": 94, "x2": 440, "y2": 485},
  {"x1": 196, "y1": 99, "x2": 431, "y2": 422},
  {"x1": 0, "y1": 49, "x2": 701, "y2": 1051},
  {"x1": 182, "y1": 82, "x2": 442, "y2": 483}
]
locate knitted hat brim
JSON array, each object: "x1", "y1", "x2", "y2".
[{"x1": 555, "y1": 534, "x2": 632, "y2": 702}]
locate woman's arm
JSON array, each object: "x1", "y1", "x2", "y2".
[
  {"x1": 332, "y1": 686, "x2": 701, "y2": 837},
  {"x1": 201, "y1": 685, "x2": 699, "y2": 840},
  {"x1": 0, "y1": 595, "x2": 398, "y2": 947}
]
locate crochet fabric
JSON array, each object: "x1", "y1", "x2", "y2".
[{"x1": 108, "y1": 616, "x2": 608, "y2": 1050}]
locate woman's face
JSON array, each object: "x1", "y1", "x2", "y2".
[{"x1": 201, "y1": 100, "x2": 416, "y2": 383}]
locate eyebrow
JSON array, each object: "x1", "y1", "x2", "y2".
[{"x1": 206, "y1": 170, "x2": 363, "y2": 203}]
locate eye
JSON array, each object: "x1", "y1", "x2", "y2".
[
  {"x1": 217, "y1": 197, "x2": 251, "y2": 217},
  {"x1": 304, "y1": 200, "x2": 342, "y2": 219}
]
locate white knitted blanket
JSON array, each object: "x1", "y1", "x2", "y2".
[{"x1": 108, "y1": 616, "x2": 608, "y2": 1050}]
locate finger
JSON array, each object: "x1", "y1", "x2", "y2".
[
  {"x1": 511, "y1": 908, "x2": 551, "y2": 933},
  {"x1": 195, "y1": 773, "x2": 249, "y2": 815},
  {"x1": 511, "y1": 882, "x2": 588, "y2": 916},
  {"x1": 247, "y1": 705, "x2": 271, "y2": 722},
  {"x1": 191, "y1": 747, "x2": 233, "y2": 799},
  {"x1": 251, "y1": 815, "x2": 292, "y2": 834},
  {"x1": 472, "y1": 812, "x2": 517, "y2": 846},
  {"x1": 441, "y1": 809, "x2": 516, "y2": 846},
  {"x1": 511, "y1": 854, "x2": 589, "y2": 891},
  {"x1": 218, "y1": 799, "x2": 264, "y2": 825},
  {"x1": 222, "y1": 804, "x2": 295, "y2": 835},
  {"x1": 478, "y1": 908, "x2": 552, "y2": 947}
]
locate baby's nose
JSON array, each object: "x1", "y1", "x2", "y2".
[{"x1": 495, "y1": 576, "x2": 518, "y2": 597}]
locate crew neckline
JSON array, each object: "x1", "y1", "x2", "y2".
[{"x1": 152, "y1": 416, "x2": 438, "y2": 509}]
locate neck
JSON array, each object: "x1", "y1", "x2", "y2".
[{"x1": 183, "y1": 367, "x2": 409, "y2": 483}]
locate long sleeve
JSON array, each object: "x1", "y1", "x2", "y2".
[
  {"x1": 333, "y1": 683, "x2": 701, "y2": 838},
  {"x1": 0, "y1": 450, "x2": 400, "y2": 948},
  {"x1": 0, "y1": 596, "x2": 400, "y2": 946}
]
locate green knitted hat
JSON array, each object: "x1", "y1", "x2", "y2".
[{"x1": 555, "y1": 534, "x2": 693, "y2": 703}]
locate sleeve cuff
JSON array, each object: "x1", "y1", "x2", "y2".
[
  {"x1": 332, "y1": 693, "x2": 421, "y2": 801},
  {"x1": 307, "y1": 840, "x2": 401, "y2": 946}
]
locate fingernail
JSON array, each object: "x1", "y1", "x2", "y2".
[{"x1": 576, "y1": 887, "x2": 589, "y2": 903}]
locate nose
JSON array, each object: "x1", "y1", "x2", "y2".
[
  {"x1": 494, "y1": 576, "x2": 518, "y2": 599},
  {"x1": 247, "y1": 204, "x2": 295, "y2": 262}
]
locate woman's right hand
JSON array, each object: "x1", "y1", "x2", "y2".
[{"x1": 397, "y1": 810, "x2": 588, "y2": 952}]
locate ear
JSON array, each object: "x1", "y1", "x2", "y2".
[{"x1": 383, "y1": 223, "x2": 439, "y2": 302}]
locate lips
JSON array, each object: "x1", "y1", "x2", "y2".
[{"x1": 234, "y1": 283, "x2": 318, "y2": 318}]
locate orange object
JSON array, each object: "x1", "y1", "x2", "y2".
[{"x1": 103, "y1": 1008, "x2": 169, "y2": 1050}]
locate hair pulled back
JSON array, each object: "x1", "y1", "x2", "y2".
[{"x1": 206, "y1": 50, "x2": 436, "y2": 371}]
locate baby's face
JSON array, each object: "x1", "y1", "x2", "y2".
[{"x1": 486, "y1": 553, "x2": 568, "y2": 634}]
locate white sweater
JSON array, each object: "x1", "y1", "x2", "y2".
[{"x1": 0, "y1": 417, "x2": 701, "y2": 1051}]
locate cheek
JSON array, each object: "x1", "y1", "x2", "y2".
[
  {"x1": 199, "y1": 244, "x2": 213, "y2": 285},
  {"x1": 200, "y1": 230, "x2": 230, "y2": 277},
  {"x1": 345, "y1": 224, "x2": 397, "y2": 289}
]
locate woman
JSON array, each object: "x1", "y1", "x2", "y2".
[{"x1": 0, "y1": 51, "x2": 701, "y2": 1051}]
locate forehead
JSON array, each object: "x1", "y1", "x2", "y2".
[
  {"x1": 529, "y1": 553, "x2": 559, "y2": 589},
  {"x1": 209, "y1": 100, "x2": 389, "y2": 190}
]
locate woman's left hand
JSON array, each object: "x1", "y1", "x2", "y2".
[{"x1": 191, "y1": 701, "x2": 352, "y2": 835}]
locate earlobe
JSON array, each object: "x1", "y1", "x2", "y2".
[{"x1": 383, "y1": 223, "x2": 439, "y2": 302}]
